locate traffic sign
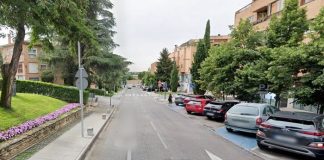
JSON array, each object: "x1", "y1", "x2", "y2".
[
  {"x1": 75, "y1": 68, "x2": 89, "y2": 78},
  {"x1": 259, "y1": 84, "x2": 268, "y2": 91},
  {"x1": 76, "y1": 78, "x2": 88, "y2": 90}
]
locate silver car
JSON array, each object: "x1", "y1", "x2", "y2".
[{"x1": 224, "y1": 103, "x2": 279, "y2": 134}]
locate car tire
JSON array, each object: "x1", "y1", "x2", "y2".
[
  {"x1": 207, "y1": 116, "x2": 212, "y2": 119},
  {"x1": 257, "y1": 142, "x2": 268, "y2": 150},
  {"x1": 187, "y1": 111, "x2": 192, "y2": 114},
  {"x1": 226, "y1": 127, "x2": 233, "y2": 132}
]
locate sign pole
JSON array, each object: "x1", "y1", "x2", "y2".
[{"x1": 78, "y1": 41, "x2": 84, "y2": 137}]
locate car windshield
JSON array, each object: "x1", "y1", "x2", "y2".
[
  {"x1": 206, "y1": 103, "x2": 223, "y2": 109},
  {"x1": 267, "y1": 117, "x2": 316, "y2": 130},
  {"x1": 228, "y1": 105, "x2": 259, "y2": 116}
]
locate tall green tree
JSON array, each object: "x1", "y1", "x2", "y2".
[
  {"x1": 156, "y1": 48, "x2": 173, "y2": 84},
  {"x1": 0, "y1": 0, "x2": 94, "y2": 108},
  {"x1": 293, "y1": 8, "x2": 324, "y2": 113},
  {"x1": 170, "y1": 62, "x2": 179, "y2": 92},
  {"x1": 267, "y1": 0, "x2": 308, "y2": 48},
  {"x1": 191, "y1": 20, "x2": 211, "y2": 94}
]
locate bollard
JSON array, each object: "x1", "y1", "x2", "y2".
[{"x1": 87, "y1": 128, "x2": 94, "y2": 136}]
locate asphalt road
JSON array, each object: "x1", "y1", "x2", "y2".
[{"x1": 84, "y1": 88, "x2": 262, "y2": 160}]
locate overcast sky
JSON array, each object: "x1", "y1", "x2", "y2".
[{"x1": 0, "y1": 0, "x2": 251, "y2": 72}]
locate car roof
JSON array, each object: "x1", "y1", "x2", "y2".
[
  {"x1": 236, "y1": 103, "x2": 269, "y2": 107},
  {"x1": 210, "y1": 100, "x2": 240, "y2": 104},
  {"x1": 271, "y1": 111, "x2": 323, "y2": 121}
]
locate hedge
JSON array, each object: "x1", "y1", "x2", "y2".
[
  {"x1": 0, "y1": 79, "x2": 89, "y2": 104},
  {"x1": 87, "y1": 88, "x2": 107, "y2": 96}
]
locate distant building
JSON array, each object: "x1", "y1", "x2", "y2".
[
  {"x1": 0, "y1": 35, "x2": 64, "y2": 84},
  {"x1": 149, "y1": 62, "x2": 158, "y2": 74},
  {"x1": 234, "y1": 0, "x2": 323, "y2": 31},
  {"x1": 168, "y1": 35, "x2": 230, "y2": 93}
]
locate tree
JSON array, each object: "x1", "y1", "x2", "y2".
[
  {"x1": 142, "y1": 72, "x2": 157, "y2": 87},
  {"x1": 41, "y1": 70, "x2": 55, "y2": 83},
  {"x1": 0, "y1": 0, "x2": 94, "y2": 108},
  {"x1": 170, "y1": 63, "x2": 179, "y2": 92},
  {"x1": 267, "y1": 0, "x2": 308, "y2": 48},
  {"x1": 138, "y1": 71, "x2": 146, "y2": 80},
  {"x1": 199, "y1": 19, "x2": 264, "y2": 101},
  {"x1": 156, "y1": 48, "x2": 173, "y2": 84},
  {"x1": 293, "y1": 8, "x2": 324, "y2": 113},
  {"x1": 191, "y1": 20, "x2": 212, "y2": 94}
]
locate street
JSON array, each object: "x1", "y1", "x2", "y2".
[{"x1": 85, "y1": 88, "x2": 261, "y2": 160}]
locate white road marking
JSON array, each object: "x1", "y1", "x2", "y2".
[
  {"x1": 127, "y1": 149, "x2": 132, "y2": 160},
  {"x1": 205, "y1": 150, "x2": 223, "y2": 160},
  {"x1": 150, "y1": 121, "x2": 168, "y2": 149}
]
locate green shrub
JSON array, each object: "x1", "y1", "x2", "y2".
[
  {"x1": 87, "y1": 88, "x2": 107, "y2": 96},
  {"x1": 41, "y1": 70, "x2": 55, "y2": 83},
  {"x1": 0, "y1": 79, "x2": 88, "y2": 104},
  {"x1": 16, "y1": 80, "x2": 89, "y2": 104}
]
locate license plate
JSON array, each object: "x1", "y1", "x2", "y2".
[
  {"x1": 274, "y1": 135, "x2": 297, "y2": 143},
  {"x1": 206, "y1": 113, "x2": 214, "y2": 116}
]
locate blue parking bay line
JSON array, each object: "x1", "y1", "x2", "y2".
[{"x1": 215, "y1": 127, "x2": 257, "y2": 150}]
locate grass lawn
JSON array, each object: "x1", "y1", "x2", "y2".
[{"x1": 0, "y1": 93, "x2": 67, "y2": 131}]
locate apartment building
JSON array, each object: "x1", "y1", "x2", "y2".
[
  {"x1": 235, "y1": 0, "x2": 323, "y2": 31},
  {"x1": 168, "y1": 35, "x2": 230, "y2": 92},
  {"x1": 0, "y1": 37, "x2": 47, "y2": 81},
  {"x1": 149, "y1": 62, "x2": 158, "y2": 74}
]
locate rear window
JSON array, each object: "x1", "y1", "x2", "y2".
[
  {"x1": 267, "y1": 117, "x2": 315, "y2": 130},
  {"x1": 206, "y1": 103, "x2": 223, "y2": 109},
  {"x1": 188, "y1": 101, "x2": 201, "y2": 105},
  {"x1": 228, "y1": 105, "x2": 259, "y2": 116}
]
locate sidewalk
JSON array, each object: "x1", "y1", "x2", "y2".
[{"x1": 28, "y1": 92, "x2": 122, "y2": 160}]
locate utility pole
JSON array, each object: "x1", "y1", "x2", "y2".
[{"x1": 78, "y1": 41, "x2": 84, "y2": 138}]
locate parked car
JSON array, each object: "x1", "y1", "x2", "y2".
[
  {"x1": 204, "y1": 100, "x2": 240, "y2": 121},
  {"x1": 183, "y1": 95, "x2": 214, "y2": 105},
  {"x1": 185, "y1": 99, "x2": 211, "y2": 115},
  {"x1": 257, "y1": 111, "x2": 324, "y2": 160},
  {"x1": 224, "y1": 103, "x2": 279, "y2": 134},
  {"x1": 127, "y1": 85, "x2": 132, "y2": 89},
  {"x1": 174, "y1": 93, "x2": 192, "y2": 106}
]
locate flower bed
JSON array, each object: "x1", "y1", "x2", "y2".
[{"x1": 0, "y1": 103, "x2": 79, "y2": 142}]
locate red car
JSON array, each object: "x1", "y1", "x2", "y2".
[
  {"x1": 185, "y1": 99, "x2": 211, "y2": 115},
  {"x1": 183, "y1": 95, "x2": 214, "y2": 105}
]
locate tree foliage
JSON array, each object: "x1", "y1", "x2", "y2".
[
  {"x1": 170, "y1": 62, "x2": 179, "y2": 92},
  {"x1": 156, "y1": 48, "x2": 173, "y2": 83},
  {"x1": 267, "y1": 0, "x2": 308, "y2": 48}
]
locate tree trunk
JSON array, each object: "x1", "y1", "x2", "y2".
[{"x1": 0, "y1": 24, "x2": 25, "y2": 109}]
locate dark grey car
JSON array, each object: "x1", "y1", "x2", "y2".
[
  {"x1": 257, "y1": 111, "x2": 324, "y2": 160},
  {"x1": 174, "y1": 94, "x2": 191, "y2": 106}
]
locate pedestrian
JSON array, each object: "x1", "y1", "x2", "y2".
[{"x1": 168, "y1": 93, "x2": 172, "y2": 104}]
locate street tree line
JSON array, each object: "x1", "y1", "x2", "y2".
[
  {"x1": 196, "y1": 0, "x2": 324, "y2": 112},
  {"x1": 0, "y1": 0, "x2": 130, "y2": 108}
]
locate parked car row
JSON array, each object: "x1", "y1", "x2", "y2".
[{"x1": 174, "y1": 93, "x2": 324, "y2": 160}]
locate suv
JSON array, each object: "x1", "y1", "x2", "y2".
[
  {"x1": 204, "y1": 100, "x2": 240, "y2": 121},
  {"x1": 257, "y1": 111, "x2": 324, "y2": 160}
]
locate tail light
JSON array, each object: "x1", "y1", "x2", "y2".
[
  {"x1": 260, "y1": 123, "x2": 272, "y2": 129},
  {"x1": 217, "y1": 109, "x2": 224, "y2": 113},
  {"x1": 309, "y1": 142, "x2": 324, "y2": 148},
  {"x1": 256, "y1": 117, "x2": 263, "y2": 125},
  {"x1": 300, "y1": 131, "x2": 324, "y2": 137}
]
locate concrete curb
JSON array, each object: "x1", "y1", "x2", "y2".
[{"x1": 76, "y1": 105, "x2": 117, "y2": 160}]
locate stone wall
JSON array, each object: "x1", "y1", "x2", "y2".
[{"x1": 0, "y1": 107, "x2": 90, "y2": 160}]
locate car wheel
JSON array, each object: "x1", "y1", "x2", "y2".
[
  {"x1": 257, "y1": 142, "x2": 268, "y2": 150},
  {"x1": 226, "y1": 127, "x2": 233, "y2": 132},
  {"x1": 207, "y1": 116, "x2": 213, "y2": 120},
  {"x1": 187, "y1": 111, "x2": 192, "y2": 114}
]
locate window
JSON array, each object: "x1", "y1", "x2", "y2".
[
  {"x1": 301, "y1": 0, "x2": 314, "y2": 5},
  {"x1": 277, "y1": 0, "x2": 284, "y2": 11},
  {"x1": 28, "y1": 63, "x2": 38, "y2": 73},
  {"x1": 40, "y1": 64, "x2": 47, "y2": 71},
  {"x1": 247, "y1": 16, "x2": 254, "y2": 23},
  {"x1": 228, "y1": 105, "x2": 259, "y2": 116},
  {"x1": 17, "y1": 75, "x2": 25, "y2": 80},
  {"x1": 28, "y1": 48, "x2": 37, "y2": 58},
  {"x1": 18, "y1": 63, "x2": 23, "y2": 73}
]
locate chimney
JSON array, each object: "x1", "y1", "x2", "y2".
[{"x1": 7, "y1": 34, "x2": 11, "y2": 44}]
